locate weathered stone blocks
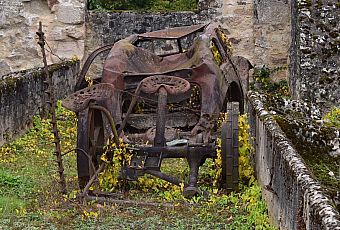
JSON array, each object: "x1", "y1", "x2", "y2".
[
  {"x1": 291, "y1": 0, "x2": 339, "y2": 110},
  {"x1": 248, "y1": 91, "x2": 340, "y2": 229},
  {"x1": 0, "y1": 0, "x2": 85, "y2": 77},
  {"x1": 0, "y1": 60, "x2": 80, "y2": 146},
  {"x1": 56, "y1": 2, "x2": 84, "y2": 25},
  {"x1": 253, "y1": 0, "x2": 291, "y2": 80}
]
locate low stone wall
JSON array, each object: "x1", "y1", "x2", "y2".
[
  {"x1": 0, "y1": 60, "x2": 80, "y2": 147},
  {"x1": 247, "y1": 91, "x2": 340, "y2": 229}
]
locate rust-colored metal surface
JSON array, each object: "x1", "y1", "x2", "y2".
[
  {"x1": 62, "y1": 83, "x2": 116, "y2": 113},
  {"x1": 63, "y1": 23, "x2": 253, "y2": 197},
  {"x1": 101, "y1": 24, "x2": 232, "y2": 130},
  {"x1": 138, "y1": 24, "x2": 207, "y2": 39},
  {"x1": 140, "y1": 75, "x2": 190, "y2": 95}
]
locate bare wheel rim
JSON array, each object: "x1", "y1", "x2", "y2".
[
  {"x1": 220, "y1": 102, "x2": 239, "y2": 192},
  {"x1": 76, "y1": 109, "x2": 104, "y2": 189}
]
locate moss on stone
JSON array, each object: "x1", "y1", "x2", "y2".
[
  {"x1": 319, "y1": 76, "x2": 334, "y2": 84},
  {"x1": 275, "y1": 115, "x2": 340, "y2": 211},
  {"x1": 48, "y1": 59, "x2": 79, "y2": 75},
  {"x1": 316, "y1": 0, "x2": 323, "y2": 9},
  {"x1": 329, "y1": 31, "x2": 339, "y2": 38},
  {"x1": 0, "y1": 59, "x2": 79, "y2": 97},
  {"x1": 31, "y1": 69, "x2": 45, "y2": 80},
  {"x1": 0, "y1": 76, "x2": 22, "y2": 92}
]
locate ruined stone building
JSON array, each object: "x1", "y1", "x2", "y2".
[{"x1": 0, "y1": 0, "x2": 338, "y2": 106}]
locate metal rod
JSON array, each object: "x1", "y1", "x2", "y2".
[
  {"x1": 81, "y1": 163, "x2": 105, "y2": 197},
  {"x1": 135, "y1": 145, "x2": 215, "y2": 159},
  {"x1": 37, "y1": 21, "x2": 67, "y2": 195},
  {"x1": 82, "y1": 195, "x2": 177, "y2": 208},
  {"x1": 89, "y1": 104, "x2": 119, "y2": 146},
  {"x1": 154, "y1": 86, "x2": 167, "y2": 147},
  {"x1": 75, "y1": 44, "x2": 113, "y2": 90},
  {"x1": 186, "y1": 158, "x2": 200, "y2": 187},
  {"x1": 145, "y1": 170, "x2": 182, "y2": 186},
  {"x1": 68, "y1": 148, "x2": 96, "y2": 173},
  {"x1": 120, "y1": 83, "x2": 142, "y2": 134}
]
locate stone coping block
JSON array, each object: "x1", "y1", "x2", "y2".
[{"x1": 247, "y1": 91, "x2": 340, "y2": 229}]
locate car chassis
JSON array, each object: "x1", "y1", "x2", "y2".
[{"x1": 62, "y1": 24, "x2": 252, "y2": 197}]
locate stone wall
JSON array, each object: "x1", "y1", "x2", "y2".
[
  {"x1": 216, "y1": 0, "x2": 255, "y2": 65},
  {"x1": 85, "y1": 10, "x2": 212, "y2": 77},
  {"x1": 248, "y1": 91, "x2": 340, "y2": 229},
  {"x1": 0, "y1": 60, "x2": 80, "y2": 146},
  {"x1": 85, "y1": 0, "x2": 292, "y2": 79},
  {"x1": 216, "y1": 0, "x2": 292, "y2": 80},
  {"x1": 291, "y1": 0, "x2": 339, "y2": 109},
  {"x1": 0, "y1": 0, "x2": 85, "y2": 77},
  {"x1": 253, "y1": 0, "x2": 292, "y2": 80},
  {"x1": 0, "y1": 0, "x2": 292, "y2": 80},
  {"x1": 85, "y1": 11, "x2": 208, "y2": 50},
  {"x1": 290, "y1": 0, "x2": 300, "y2": 99}
]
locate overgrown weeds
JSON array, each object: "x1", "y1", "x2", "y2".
[
  {"x1": 0, "y1": 102, "x2": 275, "y2": 229},
  {"x1": 251, "y1": 66, "x2": 290, "y2": 97}
]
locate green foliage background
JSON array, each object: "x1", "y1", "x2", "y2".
[
  {"x1": 88, "y1": 0, "x2": 198, "y2": 11},
  {"x1": 323, "y1": 107, "x2": 340, "y2": 128},
  {"x1": 251, "y1": 66, "x2": 290, "y2": 97}
]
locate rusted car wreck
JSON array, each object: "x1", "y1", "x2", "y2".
[{"x1": 62, "y1": 24, "x2": 252, "y2": 197}]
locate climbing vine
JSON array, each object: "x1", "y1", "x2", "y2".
[
  {"x1": 0, "y1": 102, "x2": 274, "y2": 229},
  {"x1": 210, "y1": 29, "x2": 234, "y2": 66},
  {"x1": 96, "y1": 112, "x2": 255, "y2": 201},
  {"x1": 211, "y1": 42, "x2": 223, "y2": 66},
  {"x1": 98, "y1": 139, "x2": 133, "y2": 192},
  {"x1": 238, "y1": 114, "x2": 255, "y2": 184},
  {"x1": 251, "y1": 66, "x2": 290, "y2": 97},
  {"x1": 216, "y1": 28, "x2": 234, "y2": 55}
]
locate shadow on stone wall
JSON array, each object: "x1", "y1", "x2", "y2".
[
  {"x1": 0, "y1": 60, "x2": 80, "y2": 146},
  {"x1": 248, "y1": 91, "x2": 340, "y2": 229}
]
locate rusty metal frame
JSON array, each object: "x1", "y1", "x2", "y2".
[
  {"x1": 138, "y1": 24, "x2": 207, "y2": 40},
  {"x1": 63, "y1": 23, "x2": 253, "y2": 197}
]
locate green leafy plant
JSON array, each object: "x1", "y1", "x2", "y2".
[
  {"x1": 89, "y1": 0, "x2": 153, "y2": 10},
  {"x1": 251, "y1": 66, "x2": 290, "y2": 97},
  {"x1": 238, "y1": 114, "x2": 255, "y2": 184},
  {"x1": 0, "y1": 101, "x2": 275, "y2": 228},
  {"x1": 88, "y1": 0, "x2": 198, "y2": 11},
  {"x1": 97, "y1": 113, "x2": 255, "y2": 201},
  {"x1": 323, "y1": 107, "x2": 340, "y2": 128}
]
